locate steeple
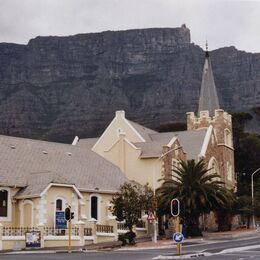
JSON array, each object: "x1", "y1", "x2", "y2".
[{"x1": 198, "y1": 43, "x2": 220, "y2": 116}]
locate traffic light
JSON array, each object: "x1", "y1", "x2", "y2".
[
  {"x1": 65, "y1": 207, "x2": 71, "y2": 221},
  {"x1": 171, "y1": 198, "x2": 180, "y2": 217},
  {"x1": 70, "y1": 212, "x2": 74, "y2": 220}
]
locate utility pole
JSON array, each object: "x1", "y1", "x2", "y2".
[
  {"x1": 68, "y1": 219, "x2": 71, "y2": 250},
  {"x1": 251, "y1": 168, "x2": 260, "y2": 228}
]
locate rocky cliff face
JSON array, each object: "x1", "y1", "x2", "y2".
[{"x1": 0, "y1": 26, "x2": 259, "y2": 142}]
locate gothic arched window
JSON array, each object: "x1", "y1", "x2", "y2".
[
  {"x1": 56, "y1": 199, "x2": 63, "y2": 211},
  {"x1": 91, "y1": 196, "x2": 98, "y2": 220},
  {"x1": 0, "y1": 189, "x2": 8, "y2": 217},
  {"x1": 207, "y1": 157, "x2": 221, "y2": 181}
]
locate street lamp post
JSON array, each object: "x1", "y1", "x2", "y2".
[
  {"x1": 152, "y1": 145, "x2": 182, "y2": 243},
  {"x1": 251, "y1": 168, "x2": 260, "y2": 228}
]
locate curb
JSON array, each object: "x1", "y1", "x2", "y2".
[{"x1": 153, "y1": 252, "x2": 212, "y2": 259}]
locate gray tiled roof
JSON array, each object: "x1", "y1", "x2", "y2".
[
  {"x1": 0, "y1": 135, "x2": 128, "y2": 198},
  {"x1": 134, "y1": 136, "x2": 175, "y2": 158},
  {"x1": 128, "y1": 121, "x2": 157, "y2": 141},
  {"x1": 76, "y1": 126, "x2": 206, "y2": 160},
  {"x1": 149, "y1": 129, "x2": 207, "y2": 160},
  {"x1": 76, "y1": 137, "x2": 99, "y2": 149},
  {"x1": 134, "y1": 141, "x2": 163, "y2": 158}
]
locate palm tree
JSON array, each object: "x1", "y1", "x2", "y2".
[{"x1": 157, "y1": 159, "x2": 234, "y2": 236}]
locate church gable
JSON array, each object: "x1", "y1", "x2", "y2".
[
  {"x1": 92, "y1": 110, "x2": 154, "y2": 156},
  {"x1": 103, "y1": 134, "x2": 141, "y2": 171}
]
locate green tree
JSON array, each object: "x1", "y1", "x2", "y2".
[
  {"x1": 110, "y1": 182, "x2": 154, "y2": 243},
  {"x1": 157, "y1": 160, "x2": 234, "y2": 236}
]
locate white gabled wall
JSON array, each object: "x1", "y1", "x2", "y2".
[
  {"x1": 92, "y1": 111, "x2": 145, "y2": 159},
  {"x1": 104, "y1": 136, "x2": 161, "y2": 189}
]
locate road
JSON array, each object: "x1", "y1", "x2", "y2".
[{"x1": 1, "y1": 235, "x2": 260, "y2": 260}]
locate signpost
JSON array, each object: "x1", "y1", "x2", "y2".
[{"x1": 171, "y1": 198, "x2": 182, "y2": 256}]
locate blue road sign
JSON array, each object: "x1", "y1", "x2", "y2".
[
  {"x1": 56, "y1": 211, "x2": 67, "y2": 229},
  {"x1": 173, "y1": 232, "x2": 184, "y2": 243}
]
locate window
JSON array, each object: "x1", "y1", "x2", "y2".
[
  {"x1": 0, "y1": 190, "x2": 8, "y2": 217},
  {"x1": 207, "y1": 157, "x2": 221, "y2": 181},
  {"x1": 91, "y1": 196, "x2": 98, "y2": 220},
  {"x1": 56, "y1": 199, "x2": 63, "y2": 211}
]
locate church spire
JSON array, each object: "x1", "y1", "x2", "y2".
[{"x1": 198, "y1": 43, "x2": 220, "y2": 116}]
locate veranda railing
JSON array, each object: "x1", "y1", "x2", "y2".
[
  {"x1": 44, "y1": 227, "x2": 79, "y2": 236},
  {"x1": 96, "y1": 224, "x2": 113, "y2": 233},
  {"x1": 3, "y1": 227, "x2": 39, "y2": 236}
]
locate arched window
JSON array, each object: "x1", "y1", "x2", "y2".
[
  {"x1": 56, "y1": 199, "x2": 63, "y2": 211},
  {"x1": 0, "y1": 189, "x2": 8, "y2": 217},
  {"x1": 91, "y1": 196, "x2": 98, "y2": 220},
  {"x1": 207, "y1": 157, "x2": 220, "y2": 181}
]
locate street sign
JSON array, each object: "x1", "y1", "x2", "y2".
[
  {"x1": 147, "y1": 211, "x2": 155, "y2": 220},
  {"x1": 173, "y1": 232, "x2": 184, "y2": 243},
  {"x1": 55, "y1": 211, "x2": 67, "y2": 229}
]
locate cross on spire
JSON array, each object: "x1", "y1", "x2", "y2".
[{"x1": 205, "y1": 40, "x2": 209, "y2": 57}]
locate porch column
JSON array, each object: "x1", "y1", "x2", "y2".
[
  {"x1": 77, "y1": 220, "x2": 85, "y2": 246},
  {"x1": 88, "y1": 219, "x2": 97, "y2": 244},
  {"x1": 108, "y1": 218, "x2": 118, "y2": 241},
  {"x1": 37, "y1": 223, "x2": 45, "y2": 248}
]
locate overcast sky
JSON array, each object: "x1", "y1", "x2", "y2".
[{"x1": 0, "y1": 0, "x2": 259, "y2": 52}]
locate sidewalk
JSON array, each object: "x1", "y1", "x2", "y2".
[
  {"x1": 2, "y1": 228, "x2": 259, "y2": 254},
  {"x1": 118, "y1": 237, "x2": 205, "y2": 251},
  {"x1": 119, "y1": 228, "x2": 259, "y2": 251}
]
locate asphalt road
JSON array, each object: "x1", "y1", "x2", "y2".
[{"x1": 1, "y1": 235, "x2": 260, "y2": 260}]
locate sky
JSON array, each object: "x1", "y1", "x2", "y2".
[{"x1": 0, "y1": 0, "x2": 259, "y2": 53}]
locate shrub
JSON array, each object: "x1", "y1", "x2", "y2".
[
  {"x1": 125, "y1": 231, "x2": 136, "y2": 245},
  {"x1": 118, "y1": 231, "x2": 136, "y2": 246},
  {"x1": 118, "y1": 234, "x2": 127, "y2": 246}
]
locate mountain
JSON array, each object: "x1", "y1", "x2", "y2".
[{"x1": 0, "y1": 25, "x2": 259, "y2": 142}]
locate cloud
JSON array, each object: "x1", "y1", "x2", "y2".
[{"x1": 0, "y1": 0, "x2": 259, "y2": 52}]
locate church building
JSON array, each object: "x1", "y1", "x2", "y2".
[
  {"x1": 0, "y1": 48, "x2": 236, "y2": 250},
  {"x1": 86, "y1": 47, "x2": 236, "y2": 191}
]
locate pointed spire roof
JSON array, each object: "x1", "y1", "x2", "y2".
[{"x1": 198, "y1": 43, "x2": 220, "y2": 116}]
